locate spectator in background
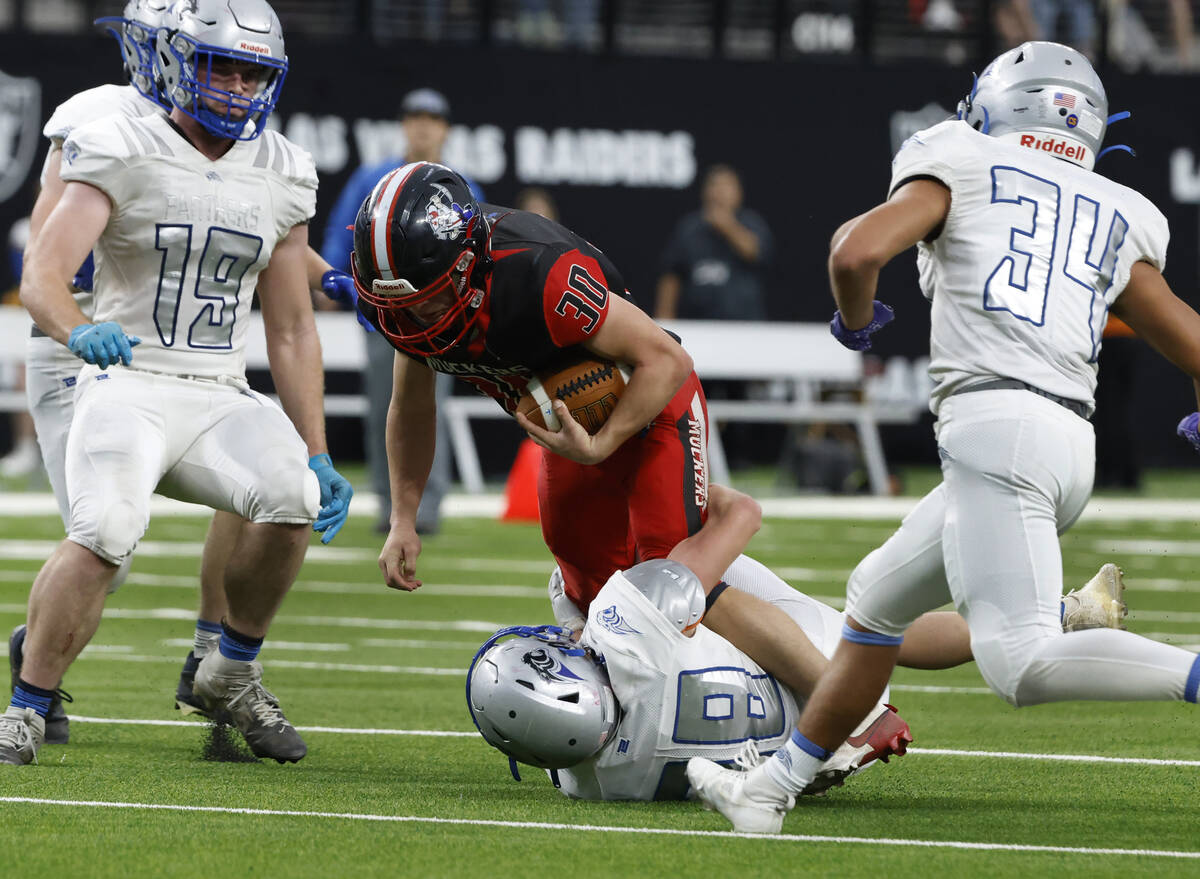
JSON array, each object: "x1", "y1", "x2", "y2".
[
  {"x1": 655, "y1": 164, "x2": 772, "y2": 321},
  {"x1": 1030, "y1": 0, "x2": 1096, "y2": 57},
  {"x1": 321, "y1": 88, "x2": 484, "y2": 535},
  {"x1": 994, "y1": 0, "x2": 1039, "y2": 48},
  {"x1": 514, "y1": 186, "x2": 559, "y2": 221},
  {"x1": 0, "y1": 218, "x2": 39, "y2": 480},
  {"x1": 656, "y1": 165, "x2": 773, "y2": 470}
]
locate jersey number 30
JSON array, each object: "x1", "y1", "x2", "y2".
[
  {"x1": 984, "y1": 165, "x2": 1128, "y2": 351},
  {"x1": 154, "y1": 224, "x2": 263, "y2": 349}
]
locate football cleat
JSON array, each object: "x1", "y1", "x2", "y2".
[
  {"x1": 174, "y1": 650, "x2": 210, "y2": 717},
  {"x1": 1062, "y1": 563, "x2": 1127, "y2": 632},
  {"x1": 687, "y1": 756, "x2": 795, "y2": 834},
  {"x1": 8, "y1": 624, "x2": 71, "y2": 744},
  {"x1": 0, "y1": 705, "x2": 44, "y2": 765},
  {"x1": 806, "y1": 703, "x2": 913, "y2": 796},
  {"x1": 192, "y1": 651, "x2": 306, "y2": 763}
]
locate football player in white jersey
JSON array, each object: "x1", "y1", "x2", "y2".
[
  {"x1": 467, "y1": 486, "x2": 1122, "y2": 802},
  {"x1": 0, "y1": 0, "x2": 352, "y2": 766},
  {"x1": 688, "y1": 42, "x2": 1200, "y2": 833},
  {"x1": 10, "y1": 0, "x2": 366, "y2": 746}
]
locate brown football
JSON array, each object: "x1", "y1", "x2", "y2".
[{"x1": 516, "y1": 357, "x2": 631, "y2": 435}]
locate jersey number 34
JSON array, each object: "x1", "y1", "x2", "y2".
[{"x1": 984, "y1": 165, "x2": 1128, "y2": 356}]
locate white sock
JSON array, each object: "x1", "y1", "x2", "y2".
[
  {"x1": 759, "y1": 729, "x2": 831, "y2": 796},
  {"x1": 193, "y1": 620, "x2": 222, "y2": 658}
]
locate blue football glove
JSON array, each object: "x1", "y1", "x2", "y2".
[
  {"x1": 309, "y1": 453, "x2": 353, "y2": 543},
  {"x1": 321, "y1": 269, "x2": 375, "y2": 332},
  {"x1": 1177, "y1": 412, "x2": 1200, "y2": 454},
  {"x1": 68, "y1": 322, "x2": 141, "y2": 368},
  {"x1": 830, "y1": 300, "x2": 895, "y2": 351}
]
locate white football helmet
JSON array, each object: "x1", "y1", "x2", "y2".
[
  {"x1": 957, "y1": 41, "x2": 1117, "y2": 170},
  {"x1": 155, "y1": 0, "x2": 288, "y2": 141},
  {"x1": 94, "y1": 0, "x2": 173, "y2": 108},
  {"x1": 466, "y1": 626, "x2": 618, "y2": 771}
]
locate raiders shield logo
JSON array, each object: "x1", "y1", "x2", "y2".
[{"x1": 0, "y1": 70, "x2": 41, "y2": 204}]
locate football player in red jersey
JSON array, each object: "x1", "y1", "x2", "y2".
[{"x1": 351, "y1": 162, "x2": 709, "y2": 608}]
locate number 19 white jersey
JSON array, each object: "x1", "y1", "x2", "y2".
[
  {"x1": 59, "y1": 112, "x2": 317, "y2": 379},
  {"x1": 891, "y1": 120, "x2": 1169, "y2": 415}
]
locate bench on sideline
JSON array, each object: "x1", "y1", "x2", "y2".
[{"x1": 0, "y1": 308, "x2": 920, "y2": 495}]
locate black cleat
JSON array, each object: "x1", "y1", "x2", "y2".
[
  {"x1": 8, "y1": 625, "x2": 71, "y2": 745},
  {"x1": 175, "y1": 650, "x2": 211, "y2": 717}
]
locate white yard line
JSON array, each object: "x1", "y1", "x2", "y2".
[
  {"x1": 57, "y1": 716, "x2": 1200, "y2": 770},
  {"x1": 0, "y1": 796, "x2": 1196, "y2": 858},
  {"x1": 0, "y1": 491, "x2": 1198, "y2": 521}
]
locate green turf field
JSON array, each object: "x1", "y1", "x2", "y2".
[{"x1": 2, "y1": 500, "x2": 1198, "y2": 877}]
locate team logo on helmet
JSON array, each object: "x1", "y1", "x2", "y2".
[
  {"x1": 522, "y1": 648, "x2": 582, "y2": 682},
  {"x1": 1065, "y1": 114, "x2": 1079, "y2": 129},
  {"x1": 426, "y1": 188, "x2": 475, "y2": 241}
]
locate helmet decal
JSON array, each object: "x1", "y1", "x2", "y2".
[{"x1": 425, "y1": 186, "x2": 476, "y2": 242}]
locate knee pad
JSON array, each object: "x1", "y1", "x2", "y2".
[
  {"x1": 248, "y1": 453, "x2": 319, "y2": 522},
  {"x1": 967, "y1": 633, "x2": 1028, "y2": 707},
  {"x1": 106, "y1": 554, "x2": 134, "y2": 595},
  {"x1": 83, "y1": 498, "x2": 144, "y2": 565}
]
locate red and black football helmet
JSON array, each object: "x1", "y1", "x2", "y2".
[{"x1": 352, "y1": 162, "x2": 491, "y2": 356}]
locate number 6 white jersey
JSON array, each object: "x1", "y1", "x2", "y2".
[
  {"x1": 59, "y1": 112, "x2": 317, "y2": 379},
  {"x1": 891, "y1": 120, "x2": 1168, "y2": 415}
]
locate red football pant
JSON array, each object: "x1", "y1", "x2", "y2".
[{"x1": 538, "y1": 371, "x2": 710, "y2": 611}]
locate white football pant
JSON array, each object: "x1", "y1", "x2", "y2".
[
  {"x1": 65, "y1": 365, "x2": 318, "y2": 566},
  {"x1": 847, "y1": 389, "x2": 1197, "y2": 706}
]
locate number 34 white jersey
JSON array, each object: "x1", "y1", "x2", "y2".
[
  {"x1": 557, "y1": 556, "x2": 845, "y2": 801},
  {"x1": 892, "y1": 120, "x2": 1168, "y2": 415},
  {"x1": 59, "y1": 112, "x2": 317, "y2": 379}
]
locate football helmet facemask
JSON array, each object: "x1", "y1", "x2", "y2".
[
  {"x1": 957, "y1": 41, "x2": 1128, "y2": 170},
  {"x1": 466, "y1": 625, "x2": 618, "y2": 771},
  {"x1": 94, "y1": 0, "x2": 172, "y2": 109},
  {"x1": 154, "y1": 0, "x2": 288, "y2": 141},
  {"x1": 352, "y1": 162, "x2": 492, "y2": 357}
]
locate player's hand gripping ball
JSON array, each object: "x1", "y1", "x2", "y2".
[{"x1": 517, "y1": 356, "x2": 632, "y2": 435}]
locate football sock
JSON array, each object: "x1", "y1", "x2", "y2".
[
  {"x1": 218, "y1": 621, "x2": 264, "y2": 663},
  {"x1": 12, "y1": 679, "x2": 55, "y2": 718},
  {"x1": 759, "y1": 729, "x2": 830, "y2": 796},
  {"x1": 193, "y1": 618, "x2": 223, "y2": 658}
]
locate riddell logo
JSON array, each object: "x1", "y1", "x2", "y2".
[
  {"x1": 237, "y1": 40, "x2": 272, "y2": 55},
  {"x1": 1019, "y1": 134, "x2": 1088, "y2": 163}
]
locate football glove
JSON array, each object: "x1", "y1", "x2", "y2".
[
  {"x1": 1177, "y1": 412, "x2": 1200, "y2": 454},
  {"x1": 830, "y1": 300, "x2": 895, "y2": 351},
  {"x1": 308, "y1": 453, "x2": 353, "y2": 543},
  {"x1": 68, "y1": 322, "x2": 141, "y2": 368},
  {"x1": 320, "y1": 269, "x2": 375, "y2": 332}
]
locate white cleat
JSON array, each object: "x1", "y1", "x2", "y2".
[
  {"x1": 0, "y1": 705, "x2": 44, "y2": 765},
  {"x1": 1062, "y1": 563, "x2": 1127, "y2": 632},
  {"x1": 686, "y1": 757, "x2": 794, "y2": 834}
]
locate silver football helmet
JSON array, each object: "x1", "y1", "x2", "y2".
[
  {"x1": 958, "y1": 41, "x2": 1109, "y2": 170},
  {"x1": 155, "y1": 0, "x2": 288, "y2": 141},
  {"x1": 467, "y1": 625, "x2": 618, "y2": 770},
  {"x1": 95, "y1": 0, "x2": 172, "y2": 107}
]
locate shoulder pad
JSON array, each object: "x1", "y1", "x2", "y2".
[
  {"x1": 621, "y1": 560, "x2": 705, "y2": 633},
  {"x1": 43, "y1": 84, "x2": 146, "y2": 142},
  {"x1": 251, "y1": 130, "x2": 319, "y2": 189}
]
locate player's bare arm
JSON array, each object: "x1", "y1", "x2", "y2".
[
  {"x1": 19, "y1": 181, "x2": 111, "y2": 344},
  {"x1": 1110, "y1": 261, "x2": 1200, "y2": 408},
  {"x1": 258, "y1": 224, "x2": 329, "y2": 458},
  {"x1": 26, "y1": 146, "x2": 68, "y2": 245},
  {"x1": 518, "y1": 296, "x2": 693, "y2": 465},
  {"x1": 829, "y1": 178, "x2": 951, "y2": 329},
  {"x1": 379, "y1": 352, "x2": 436, "y2": 592}
]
